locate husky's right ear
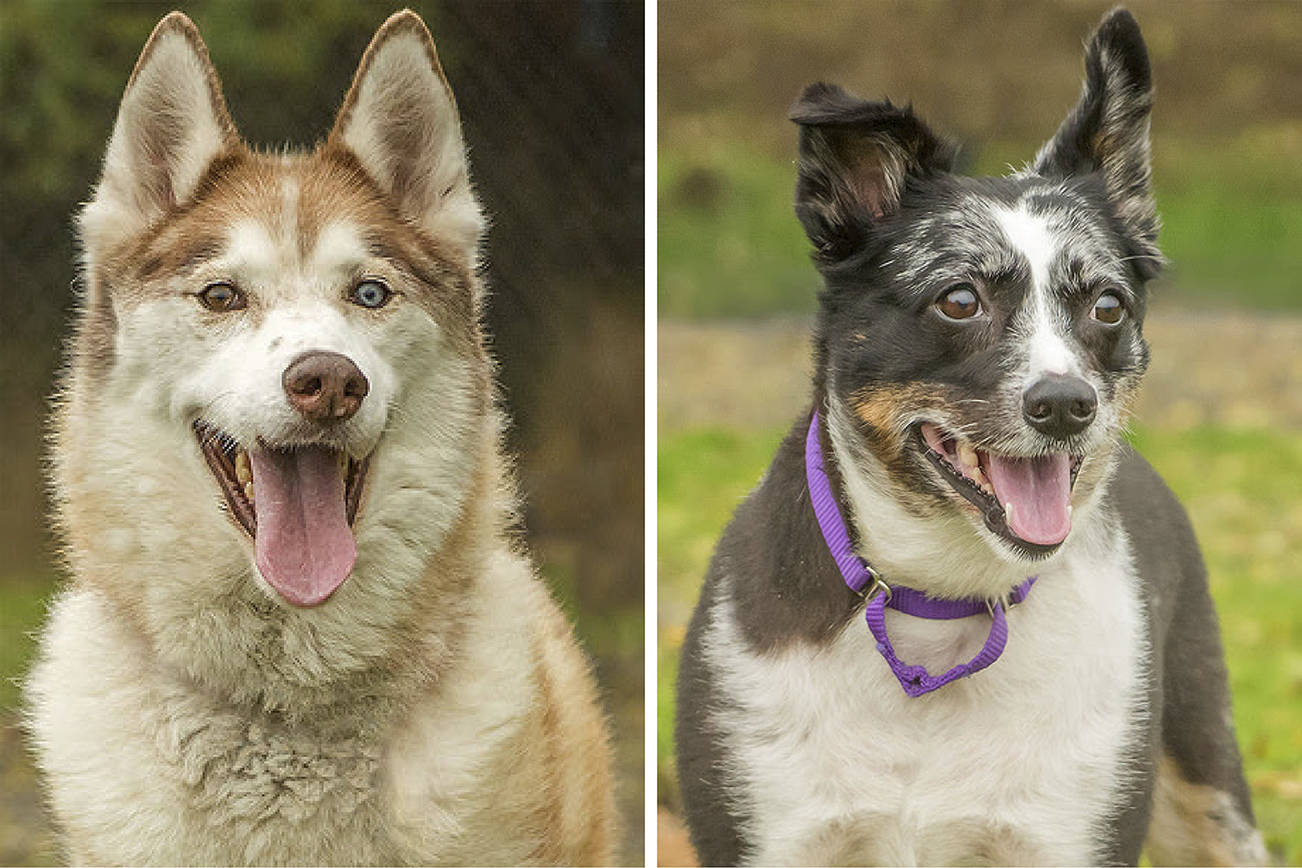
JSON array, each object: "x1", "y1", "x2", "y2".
[
  {"x1": 328, "y1": 11, "x2": 483, "y2": 258},
  {"x1": 81, "y1": 12, "x2": 239, "y2": 260},
  {"x1": 790, "y1": 84, "x2": 956, "y2": 262}
]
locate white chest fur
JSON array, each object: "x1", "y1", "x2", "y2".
[
  {"x1": 704, "y1": 527, "x2": 1147, "y2": 866},
  {"x1": 25, "y1": 562, "x2": 544, "y2": 866}
]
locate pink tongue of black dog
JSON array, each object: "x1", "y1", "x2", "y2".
[
  {"x1": 985, "y1": 453, "x2": 1072, "y2": 546},
  {"x1": 249, "y1": 447, "x2": 356, "y2": 606}
]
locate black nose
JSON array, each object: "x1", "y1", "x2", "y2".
[
  {"x1": 282, "y1": 351, "x2": 369, "y2": 423},
  {"x1": 1022, "y1": 374, "x2": 1097, "y2": 438}
]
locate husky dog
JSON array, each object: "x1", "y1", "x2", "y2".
[
  {"x1": 25, "y1": 11, "x2": 615, "y2": 865},
  {"x1": 676, "y1": 10, "x2": 1264, "y2": 866}
]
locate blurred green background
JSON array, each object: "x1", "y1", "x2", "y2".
[
  {"x1": 657, "y1": 1, "x2": 1301, "y2": 864},
  {"x1": 0, "y1": 1, "x2": 643, "y2": 864}
]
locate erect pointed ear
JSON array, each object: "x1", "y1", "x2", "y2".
[
  {"x1": 1034, "y1": 8, "x2": 1161, "y2": 271},
  {"x1": 81, "y1": 12, "x2": 240, "y2": 260},
  {"x1": 328, "y1": 10, "x2": 483, "y2": 256},
  {"x1": 790, "y1": 83, "x2": 957, "y2": 261}
]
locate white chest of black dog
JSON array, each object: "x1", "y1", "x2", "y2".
[{"x1": 703, "y1": 515, "x2": 1144, "y2": 864}]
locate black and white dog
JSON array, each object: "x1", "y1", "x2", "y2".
[{"x1": 676, "y1": 10, "x2": 1264, "y2": 866}]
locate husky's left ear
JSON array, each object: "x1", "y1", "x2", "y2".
[
  {"x1": 1034, "y1": 8, "x2": 1162, "y2": 275},
  {"x1": 328, "y1": 11, "x2": 483, "y2": 256}
]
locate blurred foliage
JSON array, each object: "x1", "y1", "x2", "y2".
[
  {"x1": 1, "y1": 2, "x2": 643, "y2": 863},
  {"x1": 658, "y1": 0, "x2": 1302, "y2": 319}
]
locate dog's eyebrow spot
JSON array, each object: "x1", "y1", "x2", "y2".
[
  {"x1": 134, "y1": 232, "x2": 227, "y2": 282},
  {"x1": 309, "y1": 220, "x2": 372, "y2": 276},
  {"x1": 985, "y1": 263, "x2": 1023, "y2": 287},
  {"x1": 130, "y1": 222, "x2": 227, "y2": 279},
  {"x1": 226, "y1": 219, "x2": 281, "y2": 275},
  {"x1": 362, "y1": 235, "x2": 454, "y2": 292},
  {"x1": 178, "y1": 238, "x2": 226, "y2": 270}
]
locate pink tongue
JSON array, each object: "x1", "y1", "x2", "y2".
[
  {"x1": 249, "y1": 447, "x2": 356, "y2": 606},
  {"x1": 985, "y1": 453, "x2": 1073, "y2": 546}
]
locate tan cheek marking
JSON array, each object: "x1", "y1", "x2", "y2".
[
  {"x1": 1145, "y1": 754, "x2": 1260, "y2": 866},
  {"x1": 851, "y1": 384, "x2": 950, "y2": 455}
]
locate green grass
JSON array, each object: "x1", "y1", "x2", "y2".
[
  {"x1": 0, "y1": 576, "x2": 55, "y2": 716},
  {"x1": 658, "y1": 427, "x2": 788, "y2": 604},
  {"x1": 658, "y1": 148, "x2": 815, "y2": 320},
  {"x1": 657, "y1": 423, "x2": 1302, "y2": 863},
  {"x1": 658, "y1": 137, "x2": 1302, "y2": 319}
]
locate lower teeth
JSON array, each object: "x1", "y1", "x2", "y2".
[{"x1": 235, "y1": 449, "x2": 251, "y2": 485}]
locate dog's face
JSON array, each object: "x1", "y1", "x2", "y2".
[
  {"x1": 64, "y1": 13, "x2": 488, "y2": 615},
  {"x1": 794, "y1": 10, "x2": 1160, "y2": 564}
]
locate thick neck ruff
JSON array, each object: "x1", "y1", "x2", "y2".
[{"x1": 805, "y1": 410, "x2": 1035, "y2": 697}]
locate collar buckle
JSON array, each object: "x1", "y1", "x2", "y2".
[{"x1": 858, "y1": 575, "x2": 892, "y2": 606}]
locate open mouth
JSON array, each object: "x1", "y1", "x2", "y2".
[
  {"x1": 916, "y1": 422, "x2": 1082, "y2": 555},
  {"x1": 194, "y1": 422, "x2": 369, "y2": 606}
]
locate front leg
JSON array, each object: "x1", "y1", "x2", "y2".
[{"x1": 1144, "y1": 561, "x2": 1264, "y2": 865}]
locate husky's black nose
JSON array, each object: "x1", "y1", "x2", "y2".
[
  {"x1": 1023, "y1": 375, "x2": 1097, "y2": 438},
  {"x1": 283, "y1": 351, "x2": 369, "y2": 423}
]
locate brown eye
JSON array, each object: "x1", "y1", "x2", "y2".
[
  {"x1": 936, "y1": 283, "x2": 982, "y2": 321},
  {"x1": 1092, "y1": 291, "x2": 1124, "y2": 325},
  {"x1": 198, "y1": 282, "x2": 246, "y2": 312}
]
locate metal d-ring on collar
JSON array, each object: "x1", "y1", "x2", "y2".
[{"x1": 805, "y1": 409, "x2": 1037, "y2": 698}]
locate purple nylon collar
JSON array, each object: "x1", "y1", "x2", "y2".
[{"x1": 805, "y1": 410, "x2": 1036, "y2": 697}]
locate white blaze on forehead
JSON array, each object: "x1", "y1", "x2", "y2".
[
  {"x1": 226, "y1": 219, "x2": 282, "y2": 277},
  {"x1": 279, "y1": 176, "x2": 299, "y2": 246},
  {"x1": 310, "y1": 220, "x2": 371, "y2": 277},
  {"x1": 992, "y1": 203, "x2": 1077, "y2": 377},
  {"x1": 992, "y1": 204, "x2": 1056, "y2": 289}
]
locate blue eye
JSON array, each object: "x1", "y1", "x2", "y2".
[{"x1": 350, "y1": 279, "x2": 391, "y2": 309}]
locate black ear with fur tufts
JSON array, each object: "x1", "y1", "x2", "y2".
[
  {"x1": 790, "y1": 83, "x2": 957, "y2": 262},
  {"x1": 328, "y1": 10, "x2": 483, "y2": 258},
  {"x1": 81, "y1": 12, "x2": 240, "y2": 261},
  {"x1": 1034, "y1": 8, "x2": 1162, "y2": 277}
]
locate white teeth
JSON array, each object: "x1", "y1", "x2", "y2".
[
  {"x1": 234, "y1": 450, "x2": 251, "y2": 485},
  {"x1": 957, "y1": 442, "x2": 978, "y2": 469},
  {"x1": 1005, "y1": 502, "x2": 1016, "y2": 523},
  {"x1": 971, "y1": 466, "x2": 987, "y2": 488},
  {"x1": 1067, "y1": 505, "x2": 1073, "y2": 516},
  {"x1": 244, "y1": 481, "x2": 255, "y2": 504}
]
